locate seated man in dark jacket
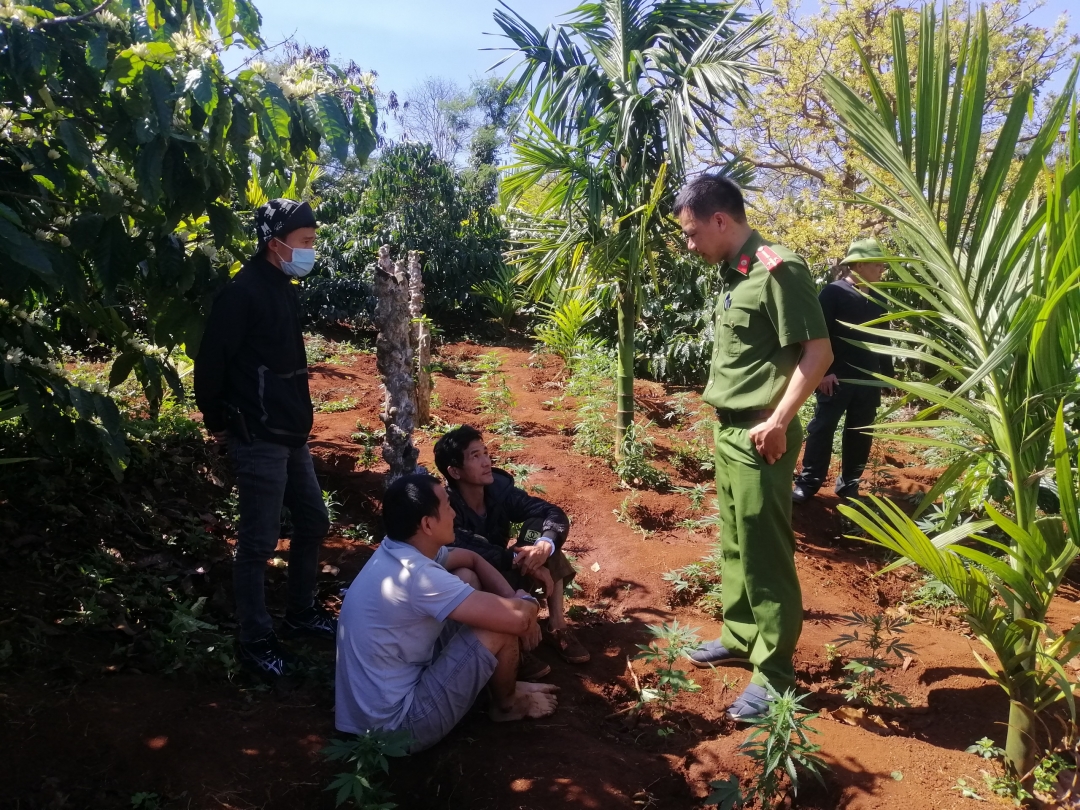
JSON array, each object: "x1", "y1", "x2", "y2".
[{"x1": 434, "y1": 426, "x2": 589, "y2": 668}]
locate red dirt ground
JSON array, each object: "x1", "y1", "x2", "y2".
[{"x1": 5, "y1": 342, "x2": 1075, "y2": 809}]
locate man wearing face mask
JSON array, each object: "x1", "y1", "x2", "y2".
[{"x1": 194, "y1": 198, "x2": 333, "y2": 679}]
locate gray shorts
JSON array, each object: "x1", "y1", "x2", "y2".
[{"x1": 400, "y1": 621, "x2": 498, "y2": 752}]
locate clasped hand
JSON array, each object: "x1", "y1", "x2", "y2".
[
  {"x1": 514, "y1": 589, "x2": 543, "y2": 650},
  {"x1": 748, "y1": 419, "x2": 787, "y2": 465}
]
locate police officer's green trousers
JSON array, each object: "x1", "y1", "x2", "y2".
[{"x1": 714, "y1": 419, "x2": 804, "y2": 691}]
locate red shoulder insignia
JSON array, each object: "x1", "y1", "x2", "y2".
[
  {"x1": 735, "y1": 254, "x2": 751, "y2": 275},
  {"x1": 756, "y1": 245, "x2": 783, "y2": 271}
]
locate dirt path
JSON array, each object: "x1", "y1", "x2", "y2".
[
  {"x1": 308, "y1": 345, "x2": 1015, "y2": 809},
  {"x1": 2, "y1": 341, "x2": 1056, "y2": 809}
]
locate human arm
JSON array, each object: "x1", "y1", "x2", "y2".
[
  {"x1": 816, "y1": 284, "x2": 839, "y2": 395},
  {"x1": 449, "y1": 528, "x2": 515, "y2": 571},
  {"x1": 502, "y1": 483, "x2": 568, "y2": 575},
  {"x1": 749, "y1": 338, "x2": 833, "y2": 463},
  {"x1": 447, "y1": 588, "x2": 540, "y2": 640},
  {"x1": 444, "y1": 548, "x2": 515, "y2": 598},
  {"x1": 193, "y1": 285, "x2": 249, "y2": 438}
]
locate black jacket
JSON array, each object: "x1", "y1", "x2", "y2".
[
  {"x1": 193, "y1": 256, "x2": 313, "y2": 447},
  {"x1": 819, "y1": 279, "x2": 894, "y2": 380},
  {"x1": 448, "y1": 469, "x2": 570, "y2": 572}
]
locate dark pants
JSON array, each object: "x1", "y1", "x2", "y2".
[
  {"x1": 796, "y1": 383, "x2": 881, "y2": 495},
  {"x1": 229, "y1": 437, "x2": 330, "y2": 643}
]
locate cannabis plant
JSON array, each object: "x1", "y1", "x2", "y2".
[
  {"x1": 615, "y1": 420, "x2": 669, "y2": 489},
  {"x1": 634, "y1": 620, "x2": 702, "y2": 710},
  {"x1": 832, "y1": 612, "x2": 914, "y2": 707},
  {"x1": 323, "y1": 730, "x2": 410, "y2": 809},
  {"x1": 740, "y1": 687, "x2": 828, "y2": 809}
]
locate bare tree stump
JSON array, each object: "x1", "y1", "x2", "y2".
[
  {"x1": 408, "y1": 251, "x2": 432, "y2": 426},
  {"x1": 374, "y1": 245, "x2": 419, "y2": 484}
]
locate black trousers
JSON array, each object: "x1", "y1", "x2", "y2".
[{"x1": 796, "y1": 383, "x2": 881, "y2": 494}]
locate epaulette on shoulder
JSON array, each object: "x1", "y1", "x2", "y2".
[{"x1": 755, "y1": 245, "x2": 784, "y2": 272}]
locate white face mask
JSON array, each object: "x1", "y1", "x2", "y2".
[{"x1": 274, "y1": 239, "x2": 316, "y2": 278}]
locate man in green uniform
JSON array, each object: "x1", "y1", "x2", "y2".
[{"x1": 674, "y1": 175, "x2": 832, "y2": 721}]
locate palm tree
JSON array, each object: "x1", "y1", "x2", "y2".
[
  {"x1": 494, "y1": 0, "x2": 770, "y2": 456},
  {"x1": 823, "y1": 4, "x2": 1080, "y2": 781}
]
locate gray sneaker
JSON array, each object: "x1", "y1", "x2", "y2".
[{"x1": 727, "y1": 683, "x2": 773, "y2": 722}]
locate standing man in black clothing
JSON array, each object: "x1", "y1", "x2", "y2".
[
  {"x1": 194, "y1": 198, "x2": 335, "y2": 678},
  {"x1": 793, "y1": 238, "x2": 893, "y2": 503},
  {"x1": 433, "y1": 426, "x2": 590, "y2": 671}
]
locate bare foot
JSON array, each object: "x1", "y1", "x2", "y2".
[
  {"x1": 490, "y1": 682, "x2": 559, "y2": 722},
  {"x1": 517, "y1": 681, "x2": 559, "y2": 694}
]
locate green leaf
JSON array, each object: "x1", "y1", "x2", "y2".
[
  {"x1": 351, "y1": 96, "x2": 378, "y2": 164},
  {"x1": 185, "y1": 67, "x2": 218, "y2": 116},
  {"x1": 57, "y1": 119, "x2": 93, "y2": 169},
  {"x1": 135, "y1": 138, "x2": 167, "y2": 204},
  {"x1": 260, "y1": 82, "x2": 292, "y2": 141},
  {"x1": 109, "y1": 352, "x2": 140, "y2": 389},
  {"x1": 0, "y1": 205, "x2": 54, "y2": 282},
  {"x1": 705, "y1": 774, "x2": 743, "y2": 810},
  {"x1": 86, "y1": 31, "x2": 108, "y2": 72},
  {"x1": 143, "y1": 66, "x2": 174, "y2": 136},
  {"x1": 310, "y1": 96, "x2": 350, "y2": 163},
  {"x1": 105, "y1": 52, "x2": 142, "y2": 87}
]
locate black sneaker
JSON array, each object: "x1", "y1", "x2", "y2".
[
  {"x1": 519, "y1": 650, "x2": 552, "y2": 681},
  {"x1": 835, "y1": 481, "x2": 862, "y2": 500},
  {"x1": 791, "y1": 483, "x2": 817, "y2": 503},
  {"x1": 238, "y1": 633, "x2": 296, "y2": 679},
  {"x1": 281, "y1": 605, "x2": 338, "y2": 640}
]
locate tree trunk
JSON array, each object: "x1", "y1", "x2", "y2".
[
  {"x1": 407, "y1": 250, "x2": 432, "y2": 426},
  {"x1": 615, "y1": 275, "x2": 635, "y2": 461},
  {"x1": 374, "y1": 245, "x2": 419, "y2": 484},
  {"x1": 1005, "y1": 698, "x2": 1038, "y2": 785}
]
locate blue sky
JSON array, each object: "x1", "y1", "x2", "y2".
[{"x1": 236, "y1": 0, "x2": 1079, "y2": 99}]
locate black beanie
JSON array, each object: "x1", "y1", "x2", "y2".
[{"x1": 255, "y1": 199, "x2": 317, "y2": 250}]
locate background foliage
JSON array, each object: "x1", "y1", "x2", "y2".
[{"x1": 0, "y1": 0, "x2": 377, "y2": 472}]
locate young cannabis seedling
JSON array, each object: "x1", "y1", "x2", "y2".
[
  {"x1": 615, "y1": 420, "x2": 668, "y2": 489},
  {"x1": 832, "y1": 612, "x2": 914, "y2": 707},
  {"x1": 741, "y1": 687, "x2": 828, "y2": 809},
  {"x1": 322, "y1": 730, "x2": 411, "y2": 808},
  {"x1": 634, "y1": 620, "x2": 702, "y2": 711},
  {"x1": 705, "y1": 774, "x2": 744, "y2": 809},
  {"x1": 322, "y1": 490, "x2": 341, "y2": 523},
  {"x1": 672, "y1": 483, "x2": 713, "y2": 512},
  {"x1": 662, "y1": 544, "x2": 723, "y2": 616}
]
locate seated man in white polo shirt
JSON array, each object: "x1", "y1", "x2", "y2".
[{"x1": 335, "y1": 474, "x2": 558, "y2": 751}]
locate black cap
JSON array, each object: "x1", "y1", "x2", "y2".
[{"x1": 255, "y1": 199, "x2": 317, "y2": 250}]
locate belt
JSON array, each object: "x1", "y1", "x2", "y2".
[{"x1": 716, "y1": 407, "x2": 774, "y2": 425}]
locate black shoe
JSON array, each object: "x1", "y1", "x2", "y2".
[
  {"x1": 687, "y1": 640, "x2": 751, "y2": 669},
  {"x1": 792, "y1": 483, "x2": 816, "y2": 504},
  {"x1": 238, "y1": 633, "x2": 296, "y2": 679},
  {"x1": 519, "y1": 651, "x2": 552, "y2": 681},
  {"x1": 281, "y1": 605, "x2": 338, "y2": 640},
  {"x1": 835, "y1": 481, "x2": 861, "y2": 500}
]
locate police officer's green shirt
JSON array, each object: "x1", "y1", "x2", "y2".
[{"x1": 702, "y1": 231, "x2": 828, "y2": 412}]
